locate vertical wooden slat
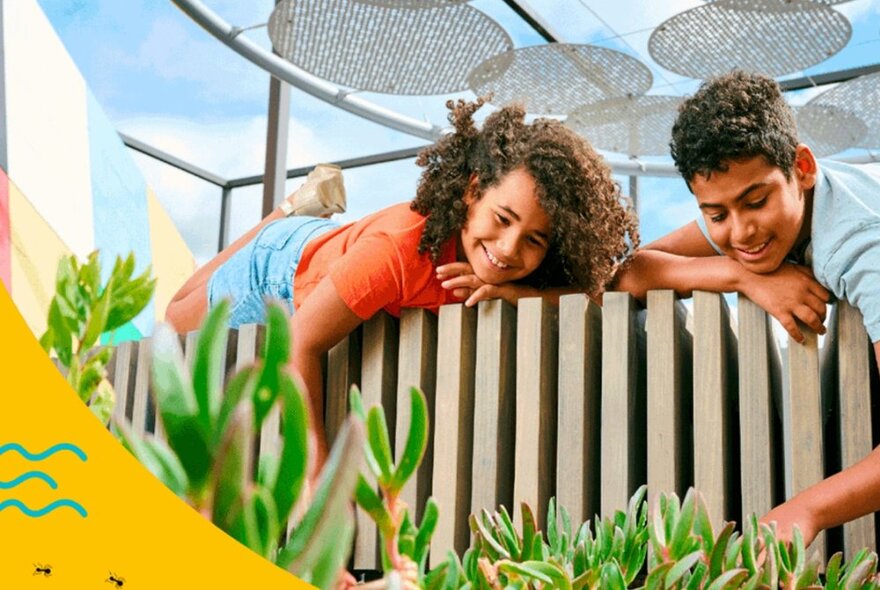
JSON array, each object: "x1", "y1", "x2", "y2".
[
  {"x1": 131, "y1": 337, "x2": 153, "y2": 436},
  {"x1": 354, "y1": 312, "x2": 399, "y2": 570},
  {"x1": 837, "y1": 302, "x2": 876, "y2": 556},
  {"x1": 693, "y1": 292, "x2": 735, "y2": 528},
  {"x1": 470, "y1": 299, "x2": 516, "y2": 518},
  {"x1": 396, "y1": 309, "x2": 438, "y2": 522},
  {"x1": 601, "y1": 292, "x2": 645, "y2": 515},
  {"x1": 235, "y1": 324, "x2": 263, "y2": 368},
  {"x1": 784, "y1": 327, "x2": 826, "y2": 559},
  {"x1": 737, "y1": 295, "x2": 779, "y2": 521},
  {"x1": 109, "y1": 341, "x2": 136, "y2": 424},
  {"x1": 325, "y1": 328, "x2": 362, "y2": 445},
  {"x1": 430, "y1": 304, "x2": 476, "y2": 568},
  {"x1": 647, "y1": 291, "x2": 690, "y2": 507},
  {"x1": 556, "y1": 294, "x2": 601, "y2": 526},
  {"x1": 514, "y1": 298, "x2": 558, "y2": 529}
]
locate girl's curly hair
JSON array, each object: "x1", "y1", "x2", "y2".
[
  {"x1": 671, "y1": 70, "x2": 799, "y2": 186},
  {"x1": 411, "y1": 98, "x2": 639, "y2": 297}
]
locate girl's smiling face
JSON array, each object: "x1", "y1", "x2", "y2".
[
  {"x1": 691, "y1": 147, "x2": 817, "y2": 274},
  {"x1": 459, "y1": 167, "x2": 552, "y2": 285}
]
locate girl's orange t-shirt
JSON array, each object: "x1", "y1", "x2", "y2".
[{"x1": 293, "y1": 203, "x2": 460, "y2": 320}]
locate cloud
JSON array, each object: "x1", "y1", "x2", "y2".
[
  {"x1": 134, "y1": 17, "x2": 269, "y2": 105},
  {"x1": 119, "y1": 111, "x2": 424, "y2": 265}
]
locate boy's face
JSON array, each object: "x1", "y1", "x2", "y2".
[
  {"x1": 690, "y1": 147, "x2": 817, "y2": 274},
  {"x1": 459, "y1": 167, "x2": 551, "y2": 285}
]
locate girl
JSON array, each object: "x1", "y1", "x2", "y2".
[{"x1": 166, "y1": 98, "x2": 639, "y2": 460}]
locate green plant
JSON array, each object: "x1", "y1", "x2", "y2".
[
  {"x1": 40, "y1": 251, "x2": 155, "y2": 422},
  {"x1": 351, "y1": 386, "x2": 438, "y2": 588},
  {"x1": 419, "y1": 484, "x2": 880, "y2": 590},
  {"x1": 116, "y1": 301, "x2": 363, "y2": 589}
]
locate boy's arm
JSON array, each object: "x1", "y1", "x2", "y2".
[
  {"x1": 611, "y1": 222, "x2": 830, "y2": 342},
  {"x1": 762, "y1": 343, "x2": 880, "y2": 545}
]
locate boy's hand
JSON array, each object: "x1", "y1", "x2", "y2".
[
  {"x1": 760, "y1": 497, "x2": 820, "y2": 549},
  {"x1": 740, "y1": 263, "x2": 831, "y2": 343}
]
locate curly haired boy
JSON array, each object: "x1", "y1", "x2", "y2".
[{"x1": 614, "y1": 70, "x2": 880, "y2": 547}]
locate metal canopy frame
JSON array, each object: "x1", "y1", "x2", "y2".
[{"x1": 142, "y1": 0, "x2": 880, "y2": 253}]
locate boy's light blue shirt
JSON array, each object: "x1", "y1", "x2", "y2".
[{"x1": 695, "y1": 159, "x2": 880, "y2": 342}]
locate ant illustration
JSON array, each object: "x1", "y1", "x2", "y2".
[
  {"x1": 33, "y1": 563, "x2": 53, "y2": 577},
  {"x1": 106, "y1": 571, "x2": 126, "y2": 588}
]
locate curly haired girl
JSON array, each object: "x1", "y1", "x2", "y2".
[{"x1": 166, "y1": 98, "x2": 638, "y2": 460}]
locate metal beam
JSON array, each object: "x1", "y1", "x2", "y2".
[
  {"x1": 218, "y1": 186, "x2": 232, "y2": 252},
  {"x1": 501, "y1": 0, "x2": 560, "y2": 43},
  {"x1": 227, "y1": 145, "x2": 427, "y2": 189},
  {"x1": 780, "y1": 63, "x2": 880, "y2": 92},
  {"x1": 172, "y1": 0, "x2": 444, "y2": 141},
  {"x1": 120, "y1": 133, "x2": 227, "y2": 187},
  {"x1": 261, "y1": 0, "x2": 290, "y2": 216}
]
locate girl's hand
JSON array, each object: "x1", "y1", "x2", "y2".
[
  {"x1": 437, "y1": 262, "x2": 484, "y2": 301},
  {"x1": 738, "y1": 263, "x2": 830, "y2": 343},
  {"x1": 437, "y1": 263, "x2": 539, "y2": 307}
]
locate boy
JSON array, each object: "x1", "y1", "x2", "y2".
[{"x1": 613, "y1": 70, "x2": 880, "y2": 547}]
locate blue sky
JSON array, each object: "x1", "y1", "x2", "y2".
[{"x1": 38, "y1": 0, "x2": 880, "y2": 265}]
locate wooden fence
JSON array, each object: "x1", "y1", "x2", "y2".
[{"x1": 105, "y1": 291, "x2": 879, "y2": 569}]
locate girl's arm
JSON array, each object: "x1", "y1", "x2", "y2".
[{"x1": 289, "y1": 274, "x2": 364, "y2": 466}]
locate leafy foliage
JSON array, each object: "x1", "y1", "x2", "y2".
[
  {"x1": 40, "y1": 251, "x2": 155, "y2": 422},
  {"x1": 117, "y1": 302, "x2": 364, "y2": 588}
]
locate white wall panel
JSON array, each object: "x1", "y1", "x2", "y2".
[{"x1": 3, "y1": 0, "x2": 94, "y2": 256}]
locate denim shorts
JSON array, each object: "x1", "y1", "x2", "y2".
[{"x1": 207, "y1": 216, "x2": 339, "y2": 327}]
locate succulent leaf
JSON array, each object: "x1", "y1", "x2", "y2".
[
  {"x1": 271, "y1": 375, "x2": 309, "y2": 525},
  {"x1": 151, "y1": 323, "x2": 212, "y2": 489},
  {"x1": 366, "y1": 406, "x2": 395, "y2": 485},
  {"x1": 212, "y1": 400, "x2": 254, "y2": 532},
  {"x1": 390, "y1": 387, "x2": 429, "y2": 491},
  {"x1": 192, "y1": 299, "x2": 230, "y2": 436},
  {"x1": 253, "y1": 304, "x2": 290, "y2": 426},
  {"x1": 279, "y1": 417, "x2": 363, "y2": 572}
]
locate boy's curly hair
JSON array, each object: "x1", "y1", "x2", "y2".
[
  {"x1": 671, "y1": 70, "x2": 799, "y2": 186},
  {"x1": 411, "y1": 98, "x2": 639, "y2": 297}
]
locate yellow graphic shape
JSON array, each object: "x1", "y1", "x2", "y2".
[
  {"x1": 146, "y1": 187, "x2": 196, "y2": 324},
  {"x1": 0, "y1": 284, "x2": 314, "y2": 589},
  {"x1": 8, "y1": 180, "x2": 73, "y2": 338}
]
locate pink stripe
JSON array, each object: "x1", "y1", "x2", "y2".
[{"x1": 0, "y1": 168, "x2": 10, "y2": 292}]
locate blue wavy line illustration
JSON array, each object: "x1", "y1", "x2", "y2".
[
  {"x1": 0, "y1": 471, "x2": 58, "y2": 490},
  {"x1": 0, "y1": 499, "x2": 87, "y2": 518},
  {"x1": 0, "y1": 442, "x2": 87, "y2": 462}
]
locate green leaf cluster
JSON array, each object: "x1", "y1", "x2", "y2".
[
  {"x1": 39, "y1": 251, "x2": 155, "y2": 422},
  {"x1": 422, "y1": 486, "x2": 880, "y2": 590},
  {"x1": 351, "y1": 386, "x2": 436, "y2": 583},
  {"x1": 116, "y1": 302, "x2": 364, "y2": 589}
]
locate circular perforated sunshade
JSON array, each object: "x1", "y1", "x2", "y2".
[
  {"x1": 268, "y1": 0, "x2": 512, "y2": 95},
  {"x1": 565, "y1": 96, "x2": 683, "y2": 157},
  {"x1": 701, "y1": 0, "x2": 854, "y2": 5},
  {"x1": 467, "y1": 44, "x2": 653, "y2": 115},
  {"x1": 793, "y1": 104, "x2": 867, "y2": 157},
  {"x1": 807, "y1": 72, "x2": 880, "y2": 149},
  {"x1": 351, "y1": 0, "x2": 468, "y2": 7},
  {"x1": 649, "y1": 0, "x2": 851, "y2": 79}
]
